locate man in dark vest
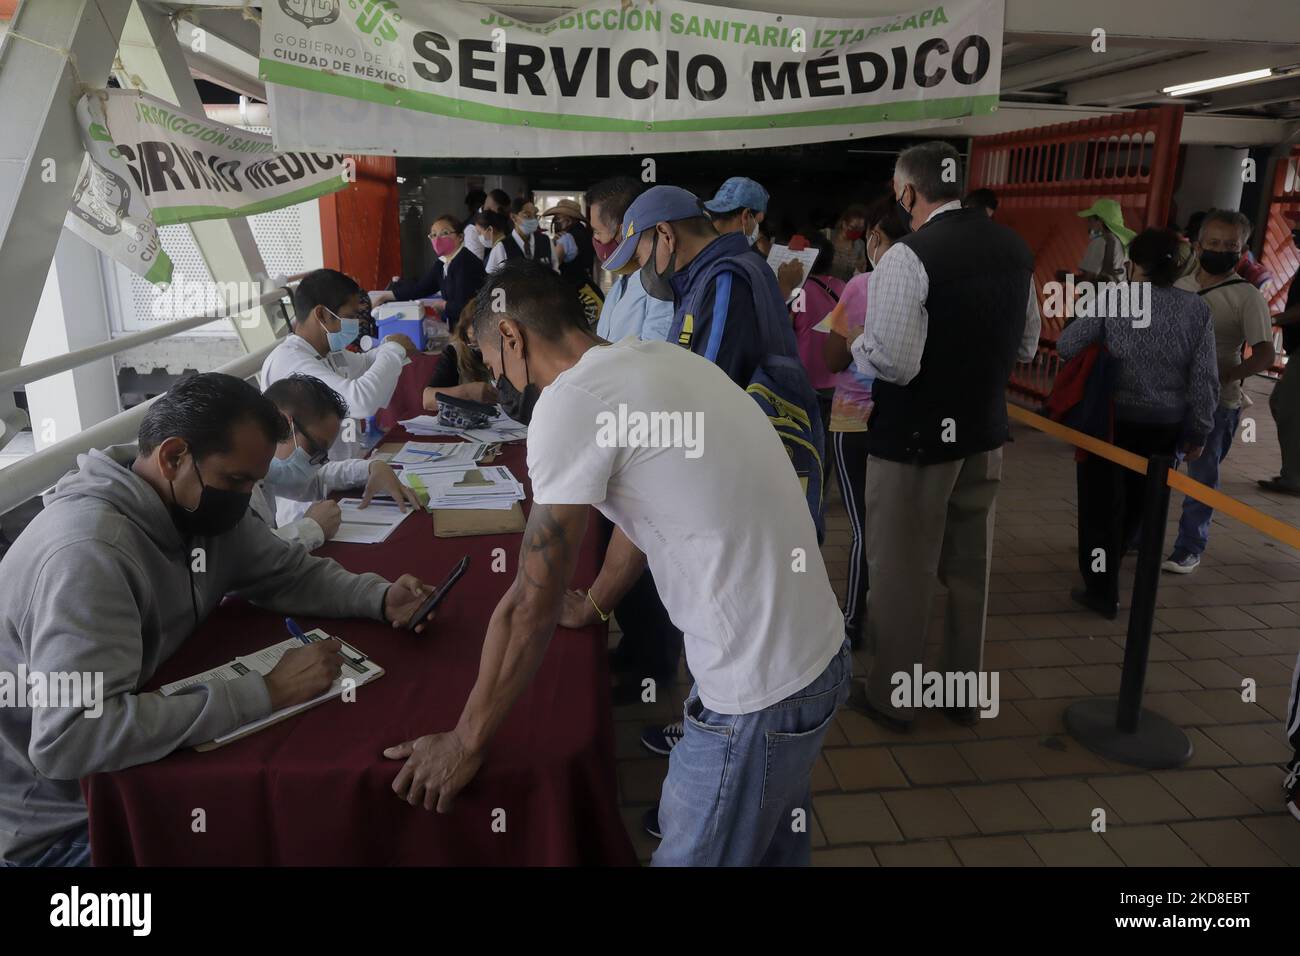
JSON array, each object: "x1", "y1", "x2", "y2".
[{"x1": 849, "y1": 141, "x2": 1041, "y2": 731}]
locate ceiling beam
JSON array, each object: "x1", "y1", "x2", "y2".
[
  {"x1": 1003, "y1": 49, "x2": 1179, "y2": 91},
  {"x1": 1199, "y1": 74, "x2": 1300, "y2": 113},
  {"x1": 1067, "y1": 50, "x2": 1300, "y2": 106},
  {"x1": 923, "y1": 102, "x2": 1298, "y2": 146}
]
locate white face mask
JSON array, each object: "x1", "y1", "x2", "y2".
[
  {"x1": 866, "y1": 233, "x2": 880, "y2": 269},
  {"x1": 747, "y1": 221, "x2": 760, "y2": 246},
  {"x1": 263, "y1": 446, "x2": 318, "y2": 498}
]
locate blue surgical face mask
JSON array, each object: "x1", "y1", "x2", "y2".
[
  {"x1": 324, "y1": 308, "x2": 360, "y2": 353},
  {"x1": 519, "y1": 218, "x2": 539, "y2": 236},
  {"x1": 264, "y1": 446, "x2": 318, "y2": 497}
]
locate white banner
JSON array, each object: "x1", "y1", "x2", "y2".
[
  {"x1": 66, "y1": 90, "x2": 354, "y2": 284},
  {"x1": 65, "y1": 94, "x2": 172, "y2": 284},
  {"x1": 261, "y1": 0, "x2": 1004, "y2": 156}
]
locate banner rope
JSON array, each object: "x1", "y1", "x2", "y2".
[
  {"x1": 2, "y1": 29, "x2": 90, "y2": 93},
  {"x1": 170, "y1": 2, "x2": 262, "y2": 28}
]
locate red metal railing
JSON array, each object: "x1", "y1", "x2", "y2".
[
  {"x1": 968, "y1": 106, "x2": 1185, "y2": 403},
  {"x1": 1261, "y1": 147, "x2": 1300, "y2": 375}
]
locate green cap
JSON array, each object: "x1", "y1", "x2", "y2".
[{"x1": 1078, "y1": 198, "x2": 1136, "y2": 247}]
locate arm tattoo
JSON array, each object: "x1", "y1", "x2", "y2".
[{"x1": 519, "y1": 504, "x2": 570, "y2": 593}]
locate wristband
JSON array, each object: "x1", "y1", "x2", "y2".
[{"x1": 586, "y1": 589, "x2": 611, "y2": 623}]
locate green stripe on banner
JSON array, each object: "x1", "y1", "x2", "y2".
[
  {"x1": 149, "y1": 176, "x2": 348, "y2": 226},
  {"x1": 145, "y1": 251, "x2": 174, "y2": 286},
  {"x1": 260, "y1": 60, "x2": 998, "y2": 132}
]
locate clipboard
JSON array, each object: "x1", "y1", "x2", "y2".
[
  {"x1": 160, "y1": 630, "x2": 384, "y2": 751},
  {"x1": 433, "y1": 501, "x2": 526, "y2": 537}
]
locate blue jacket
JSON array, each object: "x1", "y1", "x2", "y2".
[{"x1": 667, "y1": 232, "x2": 772, "y2": 387}]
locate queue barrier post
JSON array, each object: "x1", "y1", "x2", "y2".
[{"x1": 1064, "y1": 453, "x2": 1193, "y2": 769}]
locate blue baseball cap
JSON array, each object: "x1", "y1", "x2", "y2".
[
  {"x1": 703, "y1": 177, "x2": 769, "y2": 215},
  {"x1": 601, "y1": 185, "x2": 705, "y2": 272}
]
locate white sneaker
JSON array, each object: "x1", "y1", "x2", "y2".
[{"x1": 1161, "y1": 551, "x2": 1200, "y2": 574}]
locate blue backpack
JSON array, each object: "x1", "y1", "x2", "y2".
[{"x1": 680, "y1": 254, "x2": 826, "y2": 541}]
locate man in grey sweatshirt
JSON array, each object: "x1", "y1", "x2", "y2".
[{"x1": 0, "y1": 373, "x2": 437, "y2": 866}]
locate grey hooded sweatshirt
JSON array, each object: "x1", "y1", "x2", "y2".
[{"x1": 0, "y1": 445, "x2": 391, "y2": 863}]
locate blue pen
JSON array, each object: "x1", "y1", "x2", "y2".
[{"x1": 284, "y1": 617, "x2": 312, "y2": 645}]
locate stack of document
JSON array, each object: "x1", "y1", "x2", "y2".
[
  {"x1": 390, "y1": 440, "x2": 486, "y2": 468},
  {"x1": 401, "y1": 466, "x2": 526, "y2": 510},
  {"x1": 331, "y1": 497, "x2": 413, "y2": 544},
  {"x1": 464, "y1": 414, "x2": 529, "y2": 444},
  {"x1": 399, "y1": 415, "x2": 465, "y2": 437},
  {"x1": 398, "y1": 410, "x2": 528, "y2": 443}
]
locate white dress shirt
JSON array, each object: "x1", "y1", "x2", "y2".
[
  {"x1": 485, "y1": 230, "x2": 541, "y2": 275},
  {"x1": 260, "y1": 333, "x2": 408, "y2": 419},
  {"x1": 463, "y1": 221, "x2": 487, "y2": 260},
  {"x1": 851, "y1": 200, "x2": 1041, "y2": 385},
  {"x1": 250, "y1": 456, "x2": 374, "y2": 551}
]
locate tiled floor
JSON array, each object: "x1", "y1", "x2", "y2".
[{"x1": 611, "y1": 376, "x2": 1300, "y2": 866}]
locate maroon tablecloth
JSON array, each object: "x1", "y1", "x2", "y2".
[
  {"x1": 84, "y1": 440, "x2": 635, "y2": 866},
  {"x1": 375, "y1": 351, "x2": 441, "y2": 432}
]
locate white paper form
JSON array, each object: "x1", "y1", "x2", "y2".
[
  {"x1": 329, "y1": 497, "x2": 413, "y2": 544},
  {"x1": 160, "y1": 629, "x2": 382, "y2": 747},
  {"x1": 767, "y1": 244, "x2": 821, "y2": 303}
]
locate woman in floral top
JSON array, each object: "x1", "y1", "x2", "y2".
[{"x1": 818, "y1": 199, "x2": 910, "y2": 646}]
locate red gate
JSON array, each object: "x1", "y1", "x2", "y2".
[
  {"x1": 967, "y1": 106, "x2": 1185, "y2": 403},
  {"x1": 319, "y1": 155, "x2": 402, "y2": 292},
  {"x1": 1260, "y1": 145, "x2": 1300, "y2": 320}
]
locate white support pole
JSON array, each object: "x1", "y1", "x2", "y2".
[
  {"x1": 22, "y1": 229, "x2": 121, "y2": 451},
  {"x1": 116, "y1": 0, "x2": 278, "y2": 354},
  {"x1": 0, "y1": 0, "x2": 133, "y2": 447}
]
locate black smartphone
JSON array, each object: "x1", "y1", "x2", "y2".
[{"x1": 407, "y1": 555, "x2": 470, "y2": 630}]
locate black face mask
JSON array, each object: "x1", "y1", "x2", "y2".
[
  {"x1": 496, "y1": 336, "x2": 541, "y2": 426},
  {"x1": 893, "y1": 185, "x2": 914, "y2": 236},
  {"x1": 1199, "y1": 249, "x2": 1239, "y2": 276},
  {"x1": 169, "y1": 458, "x2": 251, "y2": 538},
  {"x1": 640, "y1": 231, "x2": 677, "y2": 302}
]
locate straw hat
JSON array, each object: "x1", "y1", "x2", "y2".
[{"x1": 541, "y1": 199, "x2": 586, "y2": 221}]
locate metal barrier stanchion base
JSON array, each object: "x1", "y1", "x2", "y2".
[{"x1": 1065, "y1": 698, "x2": 1193, "y2": 769}]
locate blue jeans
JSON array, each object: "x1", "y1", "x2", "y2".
[
  {"x1": 1174, "y1": 405, "x2": 1242, "y2": 557},
  {"x1": 651, "y1": 639, "x2": 852, "y2": 867},
  {"x1": 1, "y1": 823, "x2": 91, "y2": 867}
]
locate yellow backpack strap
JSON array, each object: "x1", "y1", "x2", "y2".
[{"x1": 678, "y1": 312, "x2": 694, "y2": 348}]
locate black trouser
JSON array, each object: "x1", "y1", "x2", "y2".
[
  {"x1": 816, "y1": 389, "x2": 834, "y2": 493},
  {"x1": 596, "y1": 514, "x2": 684, "y2": 686},
  {"x1": 1076, "y1": 418, "x2": 1182, "y2": 606},
  {"x1": 830, "y1": 430, "x2": 870, "y2": 640}
]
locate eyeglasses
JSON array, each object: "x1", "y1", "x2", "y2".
[{"x1": 291, "y1": 418, "x2": 330, "y2": 466}]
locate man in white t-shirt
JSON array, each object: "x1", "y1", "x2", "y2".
[{"x1": 382, "y1": 259, "x2": 848, "y2": 866}]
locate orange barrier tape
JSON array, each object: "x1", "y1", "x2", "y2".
[
  {"x1": 1006, "y1": 404, "x2": 1147, "y2": 473},
  {"x1": 1007, "y1": 403, "x2": 1300, "y2": 552}
]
